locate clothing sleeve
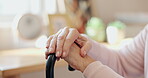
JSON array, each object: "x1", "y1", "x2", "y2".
[
  {"x1": 83, "y1": 25, "x2": 148, "y2": 78},
  {"x1": 83, "y1": 61, "x2": 124, "y2": 78}
]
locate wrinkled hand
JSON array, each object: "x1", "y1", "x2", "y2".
[
  {"x1": 45, "y1": 27, "x2": 92, "y2": 59},
  {"x1": 64, "y1": 43, "x2": 95, "y2": 72}
]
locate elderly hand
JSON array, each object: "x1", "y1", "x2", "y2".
[
  {"x1": 45, "y1": 27, "x2": 92, "y2": 59},
  {"x1": 64, "y1": 43, "x2": 95, "y2": 72}
]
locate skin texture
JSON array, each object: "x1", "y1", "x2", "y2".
[
  {"x1": 45, "y1": 27, "x2": 92, "y2": 59},
  {"x1": 64, "y1": 43, "x2": 95, "y2": 72},
  {"x1": 45, "y1": 27, "x2": 93, "y2": 72}
]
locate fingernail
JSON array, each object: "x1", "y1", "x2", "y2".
[
  {"x1": 56, "y1": 52, "x2": 60, "y2": 57},
  {"x1": 63, "y1": 52, "x2": 67, "y2": 57},
  {"x1": 48, "y1": 48, "x2": 53, "y2": 52},
  {"x1": 57, "y1": 58, "x2": 60, "y2": 61},
  {"x1": 46, "y1": 46, "x2": 48, "y2": 49},
  {"x1": 45, "y1": 49, "x2": 49, "y2": 53}
]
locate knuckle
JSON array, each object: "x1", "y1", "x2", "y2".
[
  {"x1": 47, "y1": 35, "x2": 53, "y2": 41},
  {"x1": 49, "y1": 45, "x2": 55, "y2": 49},
  {"x1": 47, "y1": 35, "x2": 52, "y2": 38},
  {"x1": 70, "y1": 28, "x2": 79, "y2": 35},
  {"x1": 70, "y1": 28, "x2": 77, "y2": 32},
  {"x1": 49, "y1": 35, "x2": 54, "y2": 38},
  {"x1": 52, "y1": 36, "x2": 57, "y2": 40},
  {"x1": 47, "y1": 37, "x2": 50, "y2": 41},
  {"x1": 57, "y1": 35, "x2": 64, "y2": 40},
  {"x1": 64, "y1": 27, "x2": 69, "y2": 30}
]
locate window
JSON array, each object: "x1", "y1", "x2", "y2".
[
  {"x1": 0, "y1": 0, "x2": 64, "y2": 26},
  {"x1": 0, "y1": 0, "x2": 30, "y2": 15},
  {"x1": 45, "y1": 0, "x2": 57, "y2": 14},
  {"x1": 0, "y1": 0, "x2": 43, "y2": 24}
]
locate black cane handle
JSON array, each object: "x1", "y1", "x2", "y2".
[
  {"x1": 46, "y1": 53, "x2": 75, "y2": 78},
  {"x1": 68, "y1": 65, "x2": 75, "y2": 71},
  {"x1": 46, "y1": 53, "x2": 56, "y2": 78},
  {"x1": 46, "y1": 42, "x2": 82, "y2": 78}
]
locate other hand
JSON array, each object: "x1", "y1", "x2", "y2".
[{"x1": 64, "y1": 43, "x2": 95, "y2": 72}]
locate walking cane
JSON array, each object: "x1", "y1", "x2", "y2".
[
  {"x1": 46, "y1": 53, "x2": 75, "y2": 78},
  {"x1": 46, "y1": 42, "x2": 82, "y2": 78}
]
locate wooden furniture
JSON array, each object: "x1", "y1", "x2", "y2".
[
  {"x1": 0, "y1": 48, "x2": 67, "y2": 78},
  {"x1": 0, "y1": 71, "x2": 2, "y2": 76}
]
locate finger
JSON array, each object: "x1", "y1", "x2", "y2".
[
  {"x1": 56, "y1": 57, "x2": 60, "y2": 61},
  {"x1": 78, "y1": 34, "x2": 88, "y2": 41},
  {"x1": 56, "y1": 27, "x2": 69, "y2": 57},
  {"x1": 62, "y1": 28, "x2": 79, "y2": 57},
  {"x1": 74, "y1": 35, "x2": 88, "y2": 47},
  {"x1": 75, "y1": 35, "x2": 91, "y2": 57},
  {"x1": 45, "y1": 48, "x2": 50, "y2": 59},
  {"x1": 48, "y1": 29, "x2": 62, "y2": 54},
  {"x1": 46, "y1": 35, "x2": 54, "y2": 48},
  {"x1": 75, "y1": 39, "x2": 84, "y2": 47},
  {"x1": 74, "y1": 35, "x2": 88, "y2": 48},
  {"x1": 80, "y1": 41, "x2": 92, "y2": 57}
]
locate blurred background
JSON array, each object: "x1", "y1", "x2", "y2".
[{"x1": 0, "y1": 0, "x2": 148, "y2": 78}]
